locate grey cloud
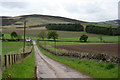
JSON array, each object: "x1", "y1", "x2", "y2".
[
  {"x1": 64, "y1": 2, "x2": 102, "y2": 15},
  {"x1": 0, "y1": 0, "x2": 118, "y2": 22},
  {"x1": 1, "y1": 2, "x2": 27, "y2": 9},
  {"x1": 118, "y1": 1, "x2": 120, "y2": 19}
]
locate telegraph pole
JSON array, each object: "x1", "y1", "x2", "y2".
[{"x1": 23, "y1": 21, "x2": 26, "y2": 53}]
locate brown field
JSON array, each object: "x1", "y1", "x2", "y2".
[
  {"x1": 3, "y1": 28, "x2": 103, "y2": 37},
  {"x1": 55, "y1": 44, "x2": 118, "y2": 56}
]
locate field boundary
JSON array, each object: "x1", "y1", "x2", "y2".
[
  {"x1": 1, "y1": 39, "x2": 24, "y2": 42},
  {"x1": 2, "y1": 46, "x2": 33, "y2": 68},
  {"x1": 37, "y1": 40, "x2": 120, "y2": 64},
  {"x1": 38, "y1": 39, "x2": 117, "y2": 43}
]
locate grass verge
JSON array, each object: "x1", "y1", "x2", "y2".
[
  {"x1": 2, "y1": 49, "x2": 35, "y2": 78},
  {"x1": 36, "y1": 42, "x2": 118, "y2": 78}
]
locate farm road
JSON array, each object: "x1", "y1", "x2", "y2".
[{"x1": 33, "y1": 40, "x2": 90, "y2": 78}]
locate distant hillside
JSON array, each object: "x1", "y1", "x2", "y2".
[
  {"x1": 1, "y1": 14, "x2": 86, "y2": 27},
  {"x1": 98, "y1": 19, "x2": 120, "y2": 26}
]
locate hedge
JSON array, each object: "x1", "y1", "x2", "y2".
[
  {"x1": 46, "y1": 23, "x2": 84, "y2": 31},
  {"x1": 86, "y1": 25, "x2": 120, "y2": 36}
]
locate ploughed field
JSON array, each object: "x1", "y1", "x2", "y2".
[{"x1": 55, "y1": 44, "x2": 118, "y2": 56}]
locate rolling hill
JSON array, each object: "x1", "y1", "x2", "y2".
[
  {"x1": 98, "y1": 19, "x2": 120, "y2": 26},
  {"x1": 1, "y1": 14, "x2": 86, "y2": 28}
]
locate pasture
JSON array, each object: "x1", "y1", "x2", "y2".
[
  {"x1": 2, "y1": 41, "x2": 31, "y2": 55},
  {"x1": 2, "y1": 28, "x2": 119, "y2": 43}
]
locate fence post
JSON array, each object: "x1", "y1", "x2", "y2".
[
  {"x1": 11, "y1": 54, "x2": 14, "y2": 65},
  {"x1": 4, "y1": 55, "x2": 7, "y2": 68},
  {"x1": 14, "y1": 54, "x2": 16, "y2": 63},
  {"x1": 8, "y1": 55, "x2": 11, "y2": 66},
  {"x1": 19, "y1": 54, "x2": 21, "y2": 61},
  {"x1": 16, "y1": 54, "x2": 18, "y2": 61},
  {"x1": 18, "y1": 54, "x2": 20, "y2": 61}
]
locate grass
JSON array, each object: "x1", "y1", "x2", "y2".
[
  {"x1": 2, "y1": 42, "x2": 23, "y2": 55},
  {"x1": 26, "y1": 17, "x2": 70, "y2": 26},
  {"x1": 2, "y1": 30, "x2": 119, "y2": 43},
  {"x1": 2, "y1": 49, "x2": 35, "y2": 78},
  {"x1": 36, "y1": 42, "x2": 118, "y2": 78},
  {"x1": 3, "y1": 33, "x2": 38, "y2": 40},
  {"x1": 93, "y1": 23, "x2": 119, "y2": 28},
  {"x1": 38, "y1": 40, "x2": 116, "y2": 47},
  {"x1": 59, "y1": 36, "x2": 119, "y2": 42},
  {"x1": 2, "y1": 41, "x2": 31, "y2": 55}
]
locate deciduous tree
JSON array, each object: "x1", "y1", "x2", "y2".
[{"x1": 47, "y1": 31, "x2": 58, "y2": 41}]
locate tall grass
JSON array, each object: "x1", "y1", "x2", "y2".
[{"x1": 2, "y1": 49, "x2": 35, "y2": 78}]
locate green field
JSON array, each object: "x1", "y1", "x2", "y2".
[
  {"x1": 37, "y1": 35, "x2": 119, "y2": 46},
  {"x1": 36, "y1": 42, "x2": 118, "y2": 78},
  {"x1": 26, "y1": 17, "x2": 71, "y2": 26},
  {"x1": 3, "y1": 30, "x2": 119, "y2": 43},
  {"x1": 93, "y1": 23, "x2": 119, "y2": 28},
  {"x1": 2, "y1": 41, "x2": 31, "y2": 55},
  {"x1": 3, "y1": 33, "x2": 119, "y2": 45},
  {"x1": 2, "y1": 42, "x2": 23, "y2": 55},
  {"x1": 2, "y1": 49, "x2": 35, "y2": 78},
  {"x1": 59, "y1": 36, "x2": 119, "y2": 42}
]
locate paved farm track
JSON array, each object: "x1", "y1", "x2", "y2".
[{"x1": 33, "y1": 40, "x2": 90, "y2": 78}]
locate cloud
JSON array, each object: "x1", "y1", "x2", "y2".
[
  {"x1": 1, "y1": 2, "x2": 27, "y2": 9},
  {"x1": 0, "y1": 0, "x2": 119, "y2": 22}
]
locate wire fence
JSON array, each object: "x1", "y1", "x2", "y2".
[{"x1": 2, "y1": 46, "x2": 33, "y2": 68}]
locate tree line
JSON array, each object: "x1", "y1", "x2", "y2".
[
  {"x1": 86, "y1": 25, "x2": 120, "y2": 36},
  {"x1": 46, "y1": 24, "x2": 84, "y2": 31},
  {"x1": 38, "y1": 30, "x2": 88, "y2": 42}
]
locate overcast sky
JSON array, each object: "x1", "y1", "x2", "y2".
[{"x1": 0, "y1": 0, "x2": 119, "y2": 22}]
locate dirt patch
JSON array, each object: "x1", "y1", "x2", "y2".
[{"x1": 55, "y1": 44, "x2": 118, "y2": 56}]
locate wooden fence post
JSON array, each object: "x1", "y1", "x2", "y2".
[
  {"x1": 8, "y1": 55, "x2": 11, "y2": 66},
  {"x1": 16, "y1": 54, "x2": 18, "y2": 61},
  {"x1": 4, "y1": 55, "x2": 7, "y2": 68},
  {"x1": 18, "y1": 54, "x2": 20, "y2": 61},
  {"x1": 11, "y1": 54, "x2": 14, "y2": 65},
  {"x1": 14, "y1": 54, "x2": 16, "y2": 63}
]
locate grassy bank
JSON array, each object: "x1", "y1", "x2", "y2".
[
  {"x1": 36, "y1": 42, "x2": 118, "y2": 78},
  {"x1": 2, "y1": 49, "x2": 35, "y2": 78}
]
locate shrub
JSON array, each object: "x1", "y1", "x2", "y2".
[
  {"x1": 105, "y1": 63, "x2": 115, "y2": 70},
  {"x1": 2, "y1": 33, "x2": 4, "y2": 39},
  {"x1": 11, "y1": 31, "x2": 18, "y2": 39},
  {"x1": 79, "y1": 34, "x2": 88, "y2": 42}
]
